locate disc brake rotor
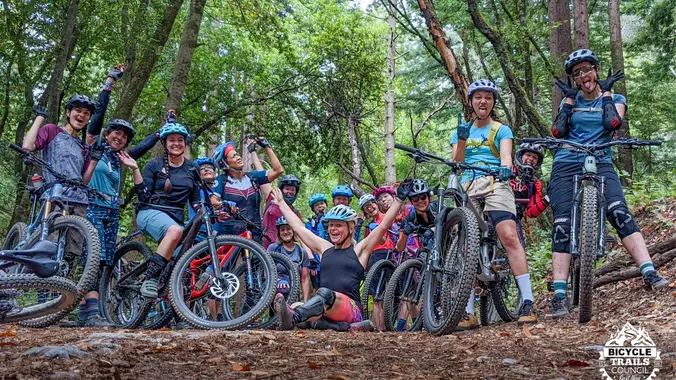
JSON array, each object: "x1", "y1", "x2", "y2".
[{"x1": 209, "y1": 272, "x2": 240, "y2": 300}]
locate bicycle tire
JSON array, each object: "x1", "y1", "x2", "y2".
[
  {"x1": 0, "y1": 274, "x2": 79, "y2": 324},
  {"x1": 19, "y1": 215, "x2": 102, "y2": 328},
  {"x1": 169, "y1": 235, "x2": 276, "y2": 330},
  {"x1": 99, "y1": 241, "x2": 155, "y2": 327},
  {"x1": 360, "y1": 259, "x2": 395, "y2": 321},
  {"x1": 578, "y1": 186, "x2": 599, "y2": 323},
  {"x1": 571, "y1": 258, "x2": 580, "y2": 306},
  {"x1": 430, "y1": 207, "x2": 480, "y2": 336},
  {"x1": 235, "y1": 251, "x2": 301, "y2": 330},
  {"x1": 383, "y1": 258, "x2": 424, "y2": 332},
  {"x1": 2, "y1": 222, "x2": 28, "y2": 251}
]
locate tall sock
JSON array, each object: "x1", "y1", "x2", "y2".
[
  {"x1": 145, "y1": 253, "x2": 169, "y2": 280},
  {"x1": 515, "y1": 273, "x2": 534, "y2": 302},
  {"x1": 553, "y1": 280, "x2": 567, "y2": 299},
  {"x1": 639, "y1": 261, "x2": 655, "y2": 277},
  {"x1": 77, "y1": 301, "x2": 88, "y2": 322},
  {"x1": 85, "y1": 298, "x2": 100, "y2": 319},
  {"x1": 396, "y1": 318, "x2": 407, "y2": 331},
  {"x1": 465, "y1": 287, "x2": 476, "y2": 315}
]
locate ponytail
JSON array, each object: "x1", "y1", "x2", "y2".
[{"x1": 163, "y1": 150, "x2": 173, "y2": 193}]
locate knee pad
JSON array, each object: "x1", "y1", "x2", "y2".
[
  {"x1": 552, "y1": 218, "x2": 572, "y2": 253},
  {"x1": 607, "y1": 201, "x2": 639, "y2": 239},
  {"x1": 296, "y1": 288, "x2": 335, "y2": 323},
  {"x1": 488, "y1": 211, "x2": 516, "y2": 226},
  {"x1": 316, "y1": 287, "x2": 336, "y2": 308}
]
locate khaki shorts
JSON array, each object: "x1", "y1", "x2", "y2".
[{"x1": 464, "y1": 176, "x2": 516, "y2": 216}]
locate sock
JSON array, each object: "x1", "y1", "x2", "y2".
[
  {"x1": 465, "y1": 287, "x2": 476, "y2": 315},
  {"x1": 553, "y1": 280, "x2": 567, "y2": 299},
  {"x1": 85, "y1": 298, "x2": 100, "y2": 319},
  {"x1": 515, "y1": 273, "x2": 534, "y2": 302},
  {"x1": 77, "y1": 302, "x2": 88, "y2": 322},
  {"x1": 145, "y1": 253, "x2": 170, "y2": 280},
  {"x1": 396, "y1": 318, "x2": 407, "y2": 331},
  {"x1": 639, "y1": 261, "x2": 655, "y2": 276}
]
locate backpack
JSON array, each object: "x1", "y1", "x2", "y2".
[
  {"x1": 271, "y1": 242, "x2": 305, "y2": 265},
  {"x1": 486, "y1": 121, "x2": 504, "y2": 159}
]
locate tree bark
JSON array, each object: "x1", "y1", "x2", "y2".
[
  {"x1": 166, "y1": 0, "x2": 207, "y2": 114},
  {"x1": 573, "y1": 0, "x2": 590, "y2": 49},
  {"x1": 384, "y1": 7, "x2": 396, "y2": 185},
  {"x1": 594, "y1": 248, "x2": 676, "y2": 288},
  {"x1": 114, "y1": 0, "x2": 184, "y2": 120},
  {"x1": 460, "y1": 29, "x2": 474, "y2": 84},
  {"x1": 518, "y1": 0, "x2": 533, "y2": 104},
  {"x1": 346, "y1": 113, "x2": 363, "y2": 195},
  {"x1": 40, "y1": 0, "x2": 79, "y2": 123},
  {"x1": 417, "y1": 0, "x2": 471, "y2": 115},
  {"x1": 548, "y1": 0, "x2": 572, "y2": 120},
  {"x1": 0, "y1": 56, "x2": 13, "y2": 140},
  {"x1": 467, "y1": 0, "x2": 549, "y2": 137},
  {"x1": 608, "y1": 0, "x2": 634, "y2": 184}
]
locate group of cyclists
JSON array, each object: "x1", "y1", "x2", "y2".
[{"x1": 8, "y1": 48, "x2": 669, "y2": 332}]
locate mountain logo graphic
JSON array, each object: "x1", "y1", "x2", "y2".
[{"x1": 599, "y1": 322, "x2": 661, "y2": 380}]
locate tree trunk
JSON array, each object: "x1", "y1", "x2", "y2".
[
  {"x1": 166, "y1": 0, "x2": 207, "y2": 114},
  {"x1": 519, "y1": 0, "x2": 533, "y2": 104},
  {"x1": 40, "y1": 0, "x2": 79, "y2": 123},
  {"x1": 0, "y1": 56, "x2": 13, "y2": 140},
  {"x1": 573, "y1": 0, "x2": 590, "y2": 49},
  {"x1": 417, "y1": 0, "x2": 471, "y2": 115},
  {"x1": 461, "y1": 29, "x2": 474, "y2": 84},
  {"x1": 384, "y1": 8, "x2": 396, "y2": 185},
  {"x1": 608, "y1": 0, "x2": 634, "y2": 184},
  {"x1": 467, "y1": 0, "x2": 549, "y2": 137},
  {"x1": 114, "y1": 0, "x2": 184, "y2": 120},
  {"x1": 346, "y1": 114, "x2": 363, "y2": 195},
  {"x1": 548, "y1": 0, "x2": 572, "y2": 120}
]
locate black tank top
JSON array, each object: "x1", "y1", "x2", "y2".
[{"x1": 319, "y1": 246, "x2": 365, "y2": 310}]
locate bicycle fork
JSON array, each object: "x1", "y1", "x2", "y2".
[{"x1": 596, "y1": 177, "x2": 607, "y2": 259}]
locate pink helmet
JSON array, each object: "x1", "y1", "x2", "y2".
[{"x1": 373, "y1": 185, "x2": 395, "y2": 199}]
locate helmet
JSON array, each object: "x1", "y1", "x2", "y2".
[
  {"x1": 358, "y1": 194, "x2": 376, "y2": 211},
  {"x1": 279, "y1": 175, "x2": 301, "y2": 205},
  {"x1": 194, "y1": 157, "x2": 216, "y2": 169},
  {"x1": 275, "y1": 216, "x2": 289, "y2": 227},
  {"x1": 324, "y1": 205, "x2": 358, "y2": 223},
  {"x1": 65, "y1": 94, "x2": 96, "y2": 112},
  {"x1": 159, "y1": 122, "x2": 189, "y2": 141},
  {"x1": 468, "y1": 79, "x2": 499, "y2": 100},
  {"x1": 515, "y1": 142, "x2": 544, "y2": 170},
  {"x1": 331, "y1": 185, "x2": 353, "y2": 200},
  {"x1": 409, "y1": 179, "x2": 429, "y2": 197},
  {"x1": 372, "y1": 185, "x2": 395, "y2": 199},
  {"x1": 564, "y1": 49, "x2": 600, "y2": 75},
  {"x1": 105, "y1": 119, "x2": 136, "y2": 147},
  {"x1": 308, "y1": 193, "x2": 328, "y2": 208},
  {"x1": 212, "y1": 142, "x2": 236, "y2": 169}
]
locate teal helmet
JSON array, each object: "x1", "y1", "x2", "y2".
[
  {"x1": 308, "y1": 193, "x2": 328, "y2": 208},
  {"x1": 159, "y1": 122, "x2": 189, "y2": 141}
]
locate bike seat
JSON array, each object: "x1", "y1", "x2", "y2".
[{"x1": 8, "y1": 240, "x2": 58, "y2": 257}]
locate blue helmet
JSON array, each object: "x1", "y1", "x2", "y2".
[
  {"x1": 276, "y1": 216, "x2": 289, "y2": 227},
  {"x1": 159, "y1": 122, "x2": 189, "y2": 141},
  {"x1": 331, "y1": 185, "x2": 353, "y2": 200},
  {"x1": 308, "y1": 193, "x2": 328, "y2": 208},
  {"x1": 212, "y1": 142, "x2": 236, "y2": 169},
  {"x1": 194, "y1": 157, "x2": 215, "y2": 169},
  {"x1": 324, "y1": 205, "x2": 358, "y2": 223}
]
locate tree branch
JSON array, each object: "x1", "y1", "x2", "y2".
[{"x1": 337, "y1": 162, "x2": 376, "y2": 190}]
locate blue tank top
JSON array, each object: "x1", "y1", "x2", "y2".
[{"x1": 319, "y1": 246, "x2": 365, "y2": 309}]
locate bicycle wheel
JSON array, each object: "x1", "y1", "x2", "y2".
[
  {"x1": 169, "y1": 235, "x2": 276, "y2": 330},
  {"x1": 571, "y1": 258, "x2": 580, "y2": 306},
  {"x1": 578, "y1": 186, "x2": 599, "y2": 323},
  {"x1": 428, "y1": 207, "x2": 480, "y2": 336},
  {"x1": 0, "y1": 275, "x2": 78, "y2": 324},
  {"x1": 360, "y1": 259, "x2": 395, "y2": 322},
  {"x1": 19, "y1": 215, "x2": 102, "y2": 328},
  {"x1": 383, "y1": 258, "x2": 424, "y2": 332},
  {"x1": 2, "y1": 222, "x2": 28, "y2": 251},
  {"x1": 486, "y1": 233, "x2": 520, "y2": 323}
]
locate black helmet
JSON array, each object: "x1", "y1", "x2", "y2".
[
  {"x1": 409, "y1": 179, "x2": 430, "y2": 198},
  {"x1": 515, "y1": 142, "x2": 545, "y2": 175},
  {"x1": 279, "y1": 174, "x2": 301, "y2": 205},
  {"x1": 564, "y1": 49, "x2": 600, "y2": 75},
  {"x1": 65, "y1": 94, "x2": 96, "y2": 112},
  {"x1": 105, "y1": 119, "x2": 136, "y2": 148}
]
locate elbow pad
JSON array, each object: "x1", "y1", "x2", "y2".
[
  {"x1": 552, "y1": 103, "x2": 573, "y2": 138},
  {"x1": 135, "y1": 183, "x2": 151, "y2": 203},
  {"x1": 602, "y1": 96, "x2": 622, "y2": 131}
]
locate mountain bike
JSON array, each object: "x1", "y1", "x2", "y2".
[
  {"x1": 523, "y1": 137, "x2": 661, "y2": 323},
  {"x1": 395, "y1": 144, "x2": 518, "y2": 335},
  {"x1": 1, "y1": 144, "x2": 102, "y2": 327},
  {"x1": 360, "y1": 231, "x2": 399, "y2": 322}
]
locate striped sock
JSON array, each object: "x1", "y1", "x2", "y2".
[
  {"x1": 77, "y1": 302, "x2": 88, "y2": 322},
  {"x1": 639, "y1": 262, "x2": 655, "y2": 276},
  {"x1": 553, "y1": 280, "x2": 567, "y2": 299},
  {"x1": 85, "y1": 298, "x2": 100, "y2": 320}
]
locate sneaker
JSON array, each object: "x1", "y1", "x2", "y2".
[
  {"x1": 551, "y1": 296, "x2": 570, "y2": 319},
  {"x1": 83, "y1": 315, "x2": 115, "y2": 328},
  {"x1": 141, "y1": 278, "x2": 159, "y2": 298},
  {"x1": 456, "y1": 313, "x2": 478, "y2": 331},
  {"x1": 273, "y1": 293, "x2": 295, "y2": 331},
  {"x1": 517, "y1": 300, "x2": 537, "y2": 325},
  {"x1": 643, "y1": 270, "x2": 669, "y2": 289},
  {"x1": 59, "y1": 319, "x2": 85, "y2": 328},
  {"x1": 349, "y1": 320, "x2": 375, "y2": 332}
]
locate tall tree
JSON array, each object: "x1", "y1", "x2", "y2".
[
  {"x1": 608, "y1": 0, "x2": 633, "y2": 182},
  {"x1": 573, "y1": 0, "x2": 590, "y2": 49},
  {"x1": 548, "y1": 0, "x2": 572, "y2": 120},
  {"x1": 384, "y1": 5, "x2": 396, "y2": 185}
]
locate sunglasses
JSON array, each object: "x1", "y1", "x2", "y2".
[
  {"x1": 200, "y1": 166, "x2": 215, "y2": 172},
  {"x1": 572, "y1": 67, "x2": 595, "y2": 79},
  {"x1": 409, "y1": 194, "x2": 428, "y2": 203}
]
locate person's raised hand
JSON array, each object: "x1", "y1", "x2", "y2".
[
  {"x1": 456, "y1": 113, "x2": 473, "y2": 141},
  {"x1": 597, "y1": 69, "x2": 624, "y2": 92},
  {"x1": 555, "y1": 77, "x2": 580, "y2": 99},
  {"x1": 117, "y1": 151, "x2": 138, "y2": 170}
]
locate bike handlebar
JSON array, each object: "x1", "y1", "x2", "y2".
[
  {"x1": 522, "y1": 138, "x2": 662, "y2": 153},
  {"x1": 394, "y1": 143, "x2": 499, "y2": 176}
]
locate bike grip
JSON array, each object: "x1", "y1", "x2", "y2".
[
  {"x1": 522, "y1": 138, "x2": 541, "y2": 143},
  {"x1": 394, "y1": 143, "x2": 417, "y2": 154},
  {"x1": 645, "y1": 140, "x2": 662, "y2": 146},
  {"x1": 9, "y1": 143, "x2": 29, "y2": 155}
]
